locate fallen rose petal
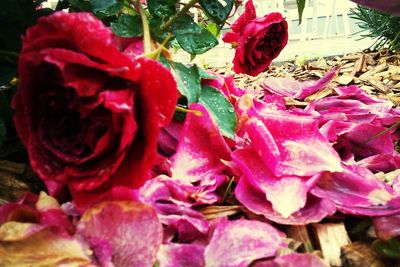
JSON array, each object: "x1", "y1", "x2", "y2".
[
  {"x1": 263, "y1": 67, "x2": 338, "y2": 100},
  {"x1": 312, "y1": 164, "x2": 400, "y2": 216},
  {"x1": 140, "y1": 176, "x2": 209, "y2": 242},
  {"x1": 245, "y1": 114, "x2": 342, "y2": 176},
  {"x1": 35, "y1": 192, "x2": 75, "y2": 234},
  {"x1": 357, "y1": 153, "x2": 400, "y2": 173},
  {"x1": 298, "y1": 67, "x2": 339, "y2": 99},
  {"x1": 76, "y1": 201, "x2": 162, "y2": 267},
  {"x1": 337, "y1": 122, "x2": 394, "y2": 158},
  {"x1": 253, "y1": 253, "x2": 329, "y2": 267},
  {"x1": 158, "y1": 120, "x2": 183, "y2": 157},
  {"x1": 373, "y1": 215, "x2": 400, "y2": 240},
  {"x1": 202, "y1": 73, "x2": 245, "y2": 102},
  {"x1": 0, "y1": 222, "x2": 93, "y2": 266},
  {"x1": 262, "y1": 77, "x2": 304, "y2": 98},
  {"x1": 171, "y1": 103, "x2": 231, "y2": 187},
  {"x1": 0, "y1": 193, "x2": 39, "y2": 224},
  {"x1": 232, "y1": 147, "x2": 309, "y2": 218},
  {"x1": 157, "y1": 243, "x2": 205, "y2": 267},
  {"x1": 204, "y1": 218, "x2": 287, "y2": 267},
  {"x1": 235, "y1": 175, "x2": 336, "y2": 225}
]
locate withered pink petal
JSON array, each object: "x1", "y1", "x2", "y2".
[
  {"x1": 232, "y1": 148, "x2": 309, "y2": 217},
  {"x1": 263, "y1": 67, "x2": 338, "y2": 100},
  {"x1": 312, "y1": 164, "x2": 400, "y2": 216},
  {"x1": 139, "y1": 176, "x2": 209, "y2": 242},
  {"x1": 297, "y1": 67, "x2": 339, "y2": 100},
  {"x1": 373, "y1": 215, "x2": 400, "y2": 240},
  {"x1": 157, "y1": 243, "x2": 205, "y2": 267},
  {"x1": 263, "y1": 77, "x2": 303, "y2": 98},
  {"x1": 357, "y1": 153, "x2": 400, "y2": 173},
  {"x1": 0, "y1": 223, "x2": 93, "y2": 266},
  {"x1": 204, "y1": 218, "x2": 287, "y2": 267},
  {"x1": 76, "y1": 201, "x2": 162, "y2": 267},
  {"x1": 339, "y1": 122, "x2": 394, "y2": 158},
  {"x1": 35, "y1": 192, "x2": 75, "y2": 234},
  {"x1": 253, "y1": 253, "x2": 329, "y2": 267},
  {"x1": 171, "y1": 103, "x2": 230, "y2": 186},
  {"x1": 245, "y1": 115, "x2": 342, "y2": 176},
  {"x1": 235, "y1": 176, "x2": 336, "y2": 225}
]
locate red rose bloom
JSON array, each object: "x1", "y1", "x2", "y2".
[
  {"x1": 13, "y1": 12, "x2": 178, "y2": 209},
  {"x1": 223, "y1": 0, "x2": 288, "y2": 76}
]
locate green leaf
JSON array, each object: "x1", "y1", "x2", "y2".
[
  {"x1": 171, "y1": 15, "x2": 202, "y2": 35},
  {"x1": 68, "y1": 0, "x2": 92, "y2": 11},
  {"x1": 170, "y1": 62, "x2": 201, "y2": 104},
  {"x1": 206, "y1": 22, "x2": 220, "y2": 37},
  {"x1": 176, "y1": 27, "x2": 218, "y2": 55},
  {"x1": 147, "y1": 0, "x2": 177, "y2": 18},
  {"x1": 198, "y1": 68, "x2": 217, "y2": 80},
  {"x1": 296, "y1": 0, "x2": 306, "y2": 24},
  {"x1": 172, "y1": 16, "x2": 218, "y2": 55},
  {"x1": 199, "y1": 85, "x2": 236, "y2": 138},
  {"x1": 0, "y1": 119, "x2": 5, "y2": 146},
  {"x1": 90, "y1": 0, "x2": 123, "y2": 17},
  {"x1": 373, "y1": 238, "x2": 400, "y2": 258},
  {"x1": 0, "y1": 66, "x2": 16, "y2": 87},
  {"x1": 111, "y1": 13, "x2": 142, "y2": 37},
  {"x1": 200, "y1": 0, "x2": 234, "y2": 24}
]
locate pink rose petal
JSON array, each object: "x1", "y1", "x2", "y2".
[
  {"x1": 312, "y1": 164, "x2": 400, "y2": 216},
  {"x1": 76, "y1": 201, "x2": 162, "y2": 267},
  {"x1": 253, "y1": 253, "x2": 329, "y2": 267},
  {"x1": 171, "y1": 103, "x2": 230, "y2": 187},
  {"x1": 204, "y1": 218, "x2": 287, "y2": 267},
  {"x1": 157, "y1": 243, "x2": 205, "y2": 267},
  {"x1": 235, "y1": 176, "x2": 336, "y2": 225}
]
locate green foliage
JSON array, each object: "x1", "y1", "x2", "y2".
[
  {"x1": 67, "y1": 0, "x2": 92, "y2": 11},
  {"x1": 169, "y1": 62, "x2": 202, "y2": 104},
  {"x1": 200, "y1": 0, "x2": 234, "y2": 24},
  {"x1": 111, "y1": 14, "x2": 143, "y2": 37},
  {"x1": 296, "y1": 0, "x2": 306, "y2": 24},
  {"x1": 350, "y1": 6, "x2": 400, "y2": 50},
  {"x1": 373, "y1": 238, "x2": 400, "y2": 258},
  {"x1": 199, "y1": 85, "x2": 236, "y2": 138},
  {"x1": 147, "y1": 0, "x2": 178, "y2": 18},
  {"x1": 90, "y1": 0, "x2": 123, "y2": 18},
  {"x1": 172, "y1": 15, "x2": 218, "y2": 55}
]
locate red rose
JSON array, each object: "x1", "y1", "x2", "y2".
[
  {"x1": 13, "y1": 12, "x2": 178, "y2": 209},
  {"x1": 223, "y1": 0, "x2": 288, "y2": 76}
]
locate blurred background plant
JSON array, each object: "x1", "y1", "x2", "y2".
[{"x1": 350, "y1": 5, "x2": 400, "y2": 50}]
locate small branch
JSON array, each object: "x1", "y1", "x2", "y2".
[
  {"x1": 160, "y1": 0, "x2": 200, "y2": 32},
  {"x1": 0, "y1": 49, "x2": 19, "y2": 62},
  {"x1": 132, "y1": 0, "x2": 152, "y2": 54}
]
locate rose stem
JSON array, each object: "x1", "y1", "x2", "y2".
[
  {"x1": 175, "y1": 105, "x2": 203, "y2": 116},
  {"x1": 160, "y1": 0, "x2": 200, "y2": 32},
  {"x1": 132, "y1": 0, "x2": 151, "y2": 54}
]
